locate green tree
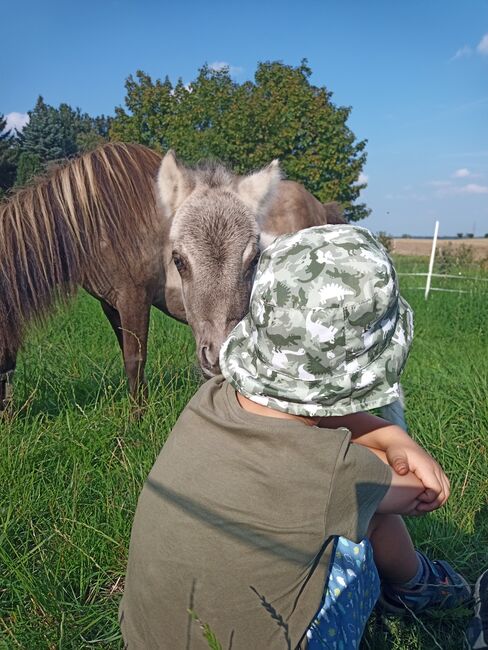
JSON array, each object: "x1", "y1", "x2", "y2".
[
  {"x1": 20, "y1": 96, "x2": 65, "y2": 161},
  {"x1": 111, "y1": 71, "x2": 175, "y2": 150},
  {"x1": 15, "y1": 151, "x2": 42, "y2": 186},
  {"x1": 19, "y1": 96, "x2": 111, "y2": 163},
  {"x1": 111, "y1": 61, "x2": 369, "y2": 221},
  {"x1": 0, "y1": 114, "x2": 18, "y2": 197}
]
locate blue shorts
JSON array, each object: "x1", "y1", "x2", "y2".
[{"x1": 306, "y1": 537, "x2": 380, "y2": 650}]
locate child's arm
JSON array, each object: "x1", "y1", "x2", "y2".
[
  {"x1": 367, "y1": 448, "x2": 426, "y2": 515},
  {"x1": 318, "y1": 412, "x2": 450, "y2": 512}
]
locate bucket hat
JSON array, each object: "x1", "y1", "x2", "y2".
[{"x1": 220, "y1": 225, "x2": 414, "y2": 417}]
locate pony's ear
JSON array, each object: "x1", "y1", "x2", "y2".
[
  {"x1": 157, "y1": 150, "x2": 194, "y2": 218},
  {"x1": 237, "y1": 160, "x2": 282, "y2": 222}
]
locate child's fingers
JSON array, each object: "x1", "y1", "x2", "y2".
[
  {"x1": 439, "y1": 471, "x2": 450, "y2": 502},
  {"x1": 433, "y1": 467, "x2": 449, "y2": 506},
  {"x1": 417, "y1": 488, "x2": 438, "y2": 502},
  {"x1": 415, "y1": 488, "x2": 447, "y2": 510},
  {"x1": 413, "y1": 468, "x2": 443, "y2": 501},
  {"x1": 406, "y1": 500, "x2": 425, "y2": 516},
  {"x1": 415, "y1": 501, "x2": 439, "y2": 513},
  {"x1": 387, "y1": 448, "x2": 410, "y2": 475}
]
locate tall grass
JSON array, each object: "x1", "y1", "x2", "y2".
[{"x1": 1, "y1": 257, "x2": 487, "y2": 649}]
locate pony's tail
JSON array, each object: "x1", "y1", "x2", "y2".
[{"x1": 0, "y1": 187, "x2": 82, "y2": 354}]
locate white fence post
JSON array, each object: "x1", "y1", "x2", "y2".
[{"x1": 425, "y1": 220, "x2": 439, "y2": 300}]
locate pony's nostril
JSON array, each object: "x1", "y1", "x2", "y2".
[
  {"x1": 201, "y1": 346, "x2": 210, "y2": 366},
  {"x1": 200, "y1": 345, "x2": 220, "y2": 374}
]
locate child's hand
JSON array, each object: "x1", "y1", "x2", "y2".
[{"x1": 385, "y1": 442, "x2": 450, "y2": 512}]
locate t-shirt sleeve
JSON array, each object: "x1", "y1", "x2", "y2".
[{"x1": 325, "y1": 430, "x2": 392, "y2": 542}]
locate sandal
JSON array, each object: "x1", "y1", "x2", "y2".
[{"x1": 378, "y1": 551, "x2": 472, "y2": 615}]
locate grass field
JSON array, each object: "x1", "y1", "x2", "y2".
[{"x1": 1, "y1": 256, "x2": 487, "y2": 650}]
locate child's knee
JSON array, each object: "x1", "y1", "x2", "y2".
[{"x1": 367, "y1": 512, "x2": 402, "y2": 537}]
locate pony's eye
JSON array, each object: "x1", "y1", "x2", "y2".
[
  {"x1": 246, "y1": 253, "x2": 260, "y2": 277},
  {"x1": 172, "y1": 253, "x2": 187, "y2": 274}
]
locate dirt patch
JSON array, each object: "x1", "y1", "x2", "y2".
[{"x1": 392, "y1": 238, "x2": 488, "y2": 260}]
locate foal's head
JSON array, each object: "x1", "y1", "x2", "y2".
[{"x1": 157, "y1": 151, "x2": 281, "y2": 377}]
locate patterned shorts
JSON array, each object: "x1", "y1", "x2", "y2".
[{"x1": 306, "y1": 537, "x2": 380, "y2": 650}]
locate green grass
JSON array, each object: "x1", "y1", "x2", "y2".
[{"x1": 1, "y1": 257, "x2": 487, "y2": 649}]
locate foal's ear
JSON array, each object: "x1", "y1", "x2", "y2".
[
  {"x1": 237, "y1": 160, "x2": 282, "y2": 221},
  {"x1": 157, "y1": 150, "x2": 194, "y2": 218}
]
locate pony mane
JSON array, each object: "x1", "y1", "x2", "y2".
[{"x1": 0, "y1": 142, "x2": 162, "y2": 353}]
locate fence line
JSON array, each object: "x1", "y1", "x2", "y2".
[
  {"x1": 398, "y1": 272, "x2": 488, "y2": 282},
  {"x1": 396, "y1": 221, "x2": 487, "y2": 298},
  {"x1": 407, "y1": 286, "x2": 469, "y2": 294}
]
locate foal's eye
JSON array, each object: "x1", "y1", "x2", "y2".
[
  {"x1": 172, "y1": 252, "x2": 187, "y2": 274},
  {"x1": 246, "y1": 253, "x2": 260, "y2": 277}
]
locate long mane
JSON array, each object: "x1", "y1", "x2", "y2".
[{"x1": 0, "y1": 142, "x2": 162, "y2": 353}]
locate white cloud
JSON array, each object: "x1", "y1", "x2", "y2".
[
  {"x1": 477, "y1": 33, "x2": 488, "y2": 55},
  {"x1": 432, "y1": 182, "x2": 488, "y2": 197},
  {"x1": 452, "y1": 33, "x2": 488, "y2": 60},
  {"x1": 3, "y1": 111, "x2": 29, "y2": 133},
  {"x1": 357, "y1": 172, "x2": 368, "y2": 185},
  {"x1": 453, "y1": 168, "x2": 470, "y2": 178},
  {"x1": 461, "y1": 183, "x2": 488, "y2": 194},
  {"x1": 451, "y1": 45, "x2": 472, "y2": 60},
  {"x1": 209, "y1": 61, "x2": 243, "y2": 76}
]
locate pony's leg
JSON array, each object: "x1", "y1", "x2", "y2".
[
  {"x1": 99, "y1": 300, "x2": 124, "y2": 351},
  {"x1": 117, "y1": 294, "x2": 151, "y2": 408},
  {"x1": 0, "y1": 351, "x2": 16, "y2": 413}
]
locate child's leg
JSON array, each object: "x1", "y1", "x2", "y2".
[
  {"x1": 368, "y1": 513, "x2": 471, "y2": 614},
  {"x1": 367, "y1": 513, "x2": 419, "y2": 585}
]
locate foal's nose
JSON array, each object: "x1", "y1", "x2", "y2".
[{"x1": 200, "y1": 344, "x2": 221, "y2": 376}]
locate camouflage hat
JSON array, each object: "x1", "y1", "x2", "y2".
[{"x1": 219, "y1": 225, "x2": 414, "y2": 417}]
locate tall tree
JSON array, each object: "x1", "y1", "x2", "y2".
[
  {"x1": 110, "y1": 61, "x2": 369, "y2": 221},
  {"x1": 14, "y1": 97, "x2": 111, "y2": 184},
  {"x1": 0, "y1": 114, "x2": 18, "y2": 197},
  {"x1": 20, "y1": 96, "x2": 66, "y2": 161}
]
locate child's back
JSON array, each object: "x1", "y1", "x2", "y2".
[{"x1": 120, "y1": 376, "x2": 390, "y2": 649}]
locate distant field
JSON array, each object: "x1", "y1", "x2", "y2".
[
  {"x1": 392, "y1": 237, "x2": 488, "y2": 260},
  {"x1": 1, "y1": 257, "x2": 487, "y2": 649}
]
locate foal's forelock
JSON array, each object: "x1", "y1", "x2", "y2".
[{"x1": 171, "y1": 190, "x2": 259, "y2": 260}]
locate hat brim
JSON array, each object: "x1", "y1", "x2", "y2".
[{"x1": 220, "y1": 296, "x2": 413, "y2": 418}]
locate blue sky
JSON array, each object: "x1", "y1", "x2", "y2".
[{"x1": 3, "y1": 0, "x2": 487, "y2": 236}]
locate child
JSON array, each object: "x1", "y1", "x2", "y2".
[{"x1": 120, "y1": 225, "x2": 471, "y2": 649}]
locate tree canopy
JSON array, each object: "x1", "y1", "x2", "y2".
[
  {"x1": 110, "y1": 61, "x2": 369, "y2": 221},
  {"x1": 2, "y1": 61, "x2": 369, "y2": 219},
  {"x1": 10, "y1": 97, "x2": 112, "y2": 187}
]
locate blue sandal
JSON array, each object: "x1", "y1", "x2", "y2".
[{"x1": 379, "y1": 551, "x2": 472, "y2": 615}]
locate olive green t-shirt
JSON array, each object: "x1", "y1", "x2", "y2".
[{"x1": 120, "y1": 376, "x2": 391, "y2": 650}]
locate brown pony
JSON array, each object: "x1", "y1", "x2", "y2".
[{"x1": 0, "y1": 142, "x2": 342, "y2": 411}]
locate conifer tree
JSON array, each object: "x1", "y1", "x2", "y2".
[
  {"x1": 0, "y1": 114, "x2": 18, "y2": 196},
  {"x1": 20, "y1": 96, "x2": 65, "y2": 161}
]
